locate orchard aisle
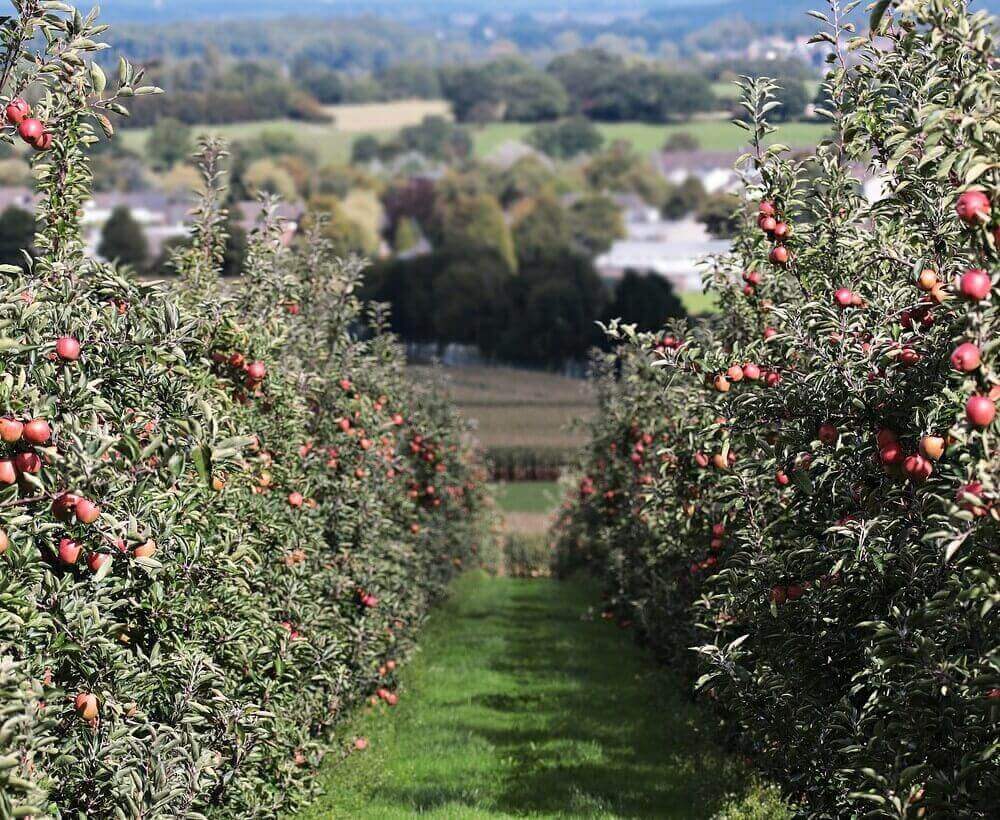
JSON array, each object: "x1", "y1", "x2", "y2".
[{"x1": 294, "y1": 572, "x2": 784, "y2": 819}]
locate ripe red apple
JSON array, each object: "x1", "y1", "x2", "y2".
[
  {"x1": 288, "y1": 491, "x2": 304, "y2": 508},
  {"x1": 902, "y1": 454, "x2": 933, "y2": 483},
  {"x1": 879, "y1": 441, "x2": 904, "y2": 465},
  {"x1": 951, "y1": 342, "x2": 981, "y2": 372},
  {"x1": 4, "y1": 98, "x2": 29, "y2": 125},
  {"x1": 955, "y1": 189, "x2": 991, "y2": 224},
  {"x1": 775, "y1": 470, "x2": 790, "y2": 486},
  {"x1": 353, "y1": 737, "x2": 368, "y2": 751},
  {"x1": 769, "y1": 245, "x2": 789, "y2": 265},
  {"x1": 229, "y1": 352, "x2": 245, "y2": 367},
  {"x1": 919, "y1": 435, "x2": 945, "y2": 461},
  {"x1": 339, "y1": 378, "x2": 352, "y2": 392},
  {"x1": 17, "y1": 118, "x2": 43, "y2": 143},
  {"x1": 758, "y1": 200, "x2": 776, "y2": 216},
  {"x1": 772, "y1": 221, "x2": 789, "y2": 239},
  {"x1": 959, "y1": 268, "x2": 991, "y2": 301},
  {"x1": 0, "y1": 530, "x2": 8, "y2": 554},
  {"x1": 23, "y1": 418, "x2": 51, "y2": 445},
  {"x1": 763, "y1": 327, "x2": 777, "y2": 340},
  {"x1": 14, "y1": 451, "x2": 40, "y2": 473},
  {"x1": 32, "y1": 131, "x2": 52, "y2": 152},
  {"x1": 55, "y1": 336, "x2": 80, "y2": 361},
  {"x1": 743, "y1": 363, "x2": 761, "y2": 380},
  {"x1": 711, "y1": 523, "x2": 726, "y2": 537},
  {"x1": 765, "y1": 370, "x2": 782, "y2": 386},
  {"x1": 87, "y1": 552, "x2": 110, "y2": 572},
  {"x1": 0, "y1": 418, "x2": 22, "y2": 443},
  {"x1": 0, "y1": 459, "x2": 16, "y2": 485},
  {"x1": 834, "y1": 288, "x2": 854, "y2": 307},
  {"x1": 818, "y1": 423, "x2": 838, "y2": 445},
  {"x1": 966, "y1": 394, "x2": 996, "y2": 427},
  {"x1": 58, "y1": 537, "x2": 81, "y2": 565},
  {"x1": 759, "y1": 215, "x2": 777, "y2": 233},
  {"x1": 246, "y1": 361, "x2": 266, "y2": 381},
  {"x1": 75, "y1": 498, "x2": 101, "y2": 524},
  {"x1": 51, "y1": 493, "x2": 80, "y2": 522},
  {"x1": 694, "y1": 452, "x2": 709, "y2": 468},
  {"x1": 74, "y1": 692, "x2": 99, "y2": 720},
  {"x1": 713, "y1": 374, "x2": 731, "y2": 393},
  {"x1": 726, "y1": 365, "x2": 744, "y2": 382},
  {"x1": 134, "y1": 539, "x2": 157, "y2": 559},
  {"x1": 786, "y1": 584, "x2": 804, "y2": 601}
]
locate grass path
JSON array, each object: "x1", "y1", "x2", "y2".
[{"x1": 294, "y1": 573, "x2": 785, "y2": 819}]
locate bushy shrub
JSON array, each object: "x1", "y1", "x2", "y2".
[
  {"x1": 556, "y1": 1, "x2": 998, "y2": 815},
  {"x1": 0, "y1": 5, "x2": 488, "y2": 817}
]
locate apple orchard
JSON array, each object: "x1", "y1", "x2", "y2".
[
  {"x1": 0, "y1": 2, "x2": 490, "y2": 818},
  {"x1": 556, "y1": 0, "x2": 998, "y2": 816}
]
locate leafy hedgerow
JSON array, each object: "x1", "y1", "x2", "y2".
[
  {"x1": 0, "y1": 4, "x2": 489, "y2": 818},
  {"x1": 556, "y1": 1, "x2": 998, "y2": 816}
]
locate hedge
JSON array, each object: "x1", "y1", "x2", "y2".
[
  {"x1": 0, "y1": 5, "x2": 488, "y2": 817},
  {"x1": 556, "y1": 1, "x2": 998, "y2": 815}
]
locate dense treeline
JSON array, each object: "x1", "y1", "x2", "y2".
[
  {"x1": 0, "y1": 5, "x2": 490, "y2": 817},
  {"x1": 556, "y1": 1, "x2": 998, "y2": 815}
]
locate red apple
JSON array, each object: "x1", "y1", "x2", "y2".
[
  {"x1": 75, "y1": 498, "x2": 101, "y2": 524},
  {"x1": 763, "y1": 327, "x2": 778, "y2": 340},
  {"x1": 134, "y1": 539, "x2": 157, "y2": 559},
  {"x1": 23, "y1": 418, "x2": 51, "y2": 445},
  {"x1": 743, "y1": 363, "x2": 761, "y2": 380},
  {"x1": 955, "y1": 189, "x2": 991, "y2": 224},
  {"x1": 32, "y1": 131, "x2": 52, "y2": 152},
  {"x1": 902, "y1": 454, "x2": 933, "y2": 483},
  {"x1": 917, "y1": 269, "x2": 938, "y2": 291},
  {"x1": 879, "y1": 441, "x2": 904, "y2": 465},
  {"x1": 959, "y1": 268, "x2": 991, "y2": 301},
  {"x1": 74, "y1": 692, "x2": 99, "y2": 720},
  {"x1": 0, "y1": 459, "x2": 16, "y2": 484},
  {"x1": 769, "y1": 245, "x2": 789, "y2": 265},
  {"x1": 966, "y1": 395, "x2": 996, "y2": 427},
  {"x1": 772, "y1": 221, "x2": 789, "y2": 239},
  {"x1": 818, "y1": 423, "x2": 838, "y2": 445},
  {"x1": 0, "y1": 418, "x2": 22, "y2": 443},
  {"x1": 87, "y1": 552, "x2": 110, "y2": 572},
  {"x1": 17, "y1": 118, "x2": 43, "y2": 143},
  {"x1": 713, "y1": 375, "x2": 731, "y2": 393},
  {"x1": 58, "y1": 537, "x2": 81, "y2": 565},
  {"x1": 246, "y1": 361, "x2": 266, "y2": 381},
  {"x1": 14, "y1": 451, "x2": 40, "y2": 473},
  {"x1": 758, "y1": 201, "x2": 776, "y2": 216},
  {"x1": 0, "y1": 530, "x2": 8, "y2": 554},
  {"x1": 834, "y1": 288, "x2": 854, "y2": 307},
  {"x1": 5, "y1": 98, "x2": 29, "y2": 125},
  {"x1": 353, "y1": 737, "x2": 368, "y2": 751},
  {"x1": 775, "y1": 470, "x2": 790, "y2": 486},
  {"x1": 759, "y1": 215, "x2": 777, "y2": 233},
  {"x1": 56, "y1": 336, "x2": 81, "y2": 361},
  {"x1": 950, "y1": 342, "x2": 981, "y2": 372},
  {"x1": 919, "y1": 435, "x2": 945, "y2": 461},
  {"x1": 51, "y1": 493, "x2": 80, "y2": 522},
  {"x1": 726, "y1": 365, "x2": 744, "y2": 382},
  {"x1": 770, "y1": 586, "x2": 787, "y2": 605},
  {"x1": 288, "y1": 491, "x2": 304, "y2": 508}
]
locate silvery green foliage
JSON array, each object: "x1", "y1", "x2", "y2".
[
  {"x1": 556, "y1": 1, "x2": 998, "y2": 815},
  {"x1": 0, "y1": 5, "x2": 490, "y2": 817}
]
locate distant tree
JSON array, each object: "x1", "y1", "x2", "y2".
[
  {"x1": 363, "y1": 254, "x2": 439, "y2": 343},
  {"x1": 381, "y1": 177, "x2": 437, "y2": 237},
  {"x1": 512, "y1": 195, "x2": 572, "y2": 266},
  {"x1": 146, "y1": 117, "x2": 193, "y2": 170},
  {"x1": 377, "y1": 64, "x2": 442, "y2": 100},
  {"x1": 432, "y1": 251, "x2": 513, "y2": 356},
  {"x1": 500, "y1": 252, "x2": 606, "y2": 366},
  {"x1": 438, "y1": 192, "x2": 517, "y2": 273},
  {"x1": 527, "y1": 117, "x2": 604, "y2": 159},
  {"x1": 567, "y1": 194, "x2": 625, "y2": 256},
  {"x1": 0, "y1": 206, "x2": 35, "y2": 269},
  {"x1": 773, "y1": 77, "x2": 809, "y2": 122},
  {"x1": 490, "y1": 156, "x2": 562, "y2": 209},
  {"x1": 585, "y1": 142, "x2": 669, "y2": 205},
  {"x1": 351, "y1": 135, "x2": 380, "y2": 164},
  {"x1": 662, "y1": 176, "x2": 708, "y2": 220},
  {"x1": 304, "y1": 193, "x2": 380, "y2": 257},
  {"x1": 697, "y1": 192, "x2": 741, "y2": 239},
  {"x1": 605, "y1": 269, "x2": 686, "y2": 332},
  {"x1": 546, "y1": 49, "x2": 626, "y2": 115},
  {"x1": 222, "y1": 222, "x2": 249, "y2": 277},
  {"x1": 393, "y1": 217, "x2": 422, "y2": 253},
  {"x1": 501, "y1": 72, "x2": 569, "y2": 121},
  {"x1": 98, "y1": 206, "x2": 149, "y2": 271},
  {"x1": 295, "y1": 61, "x2": 346, "y2": 104},
  {"x1": 662, "y1": 132, "x2": 700, "y2": 152},
  {"x1": 243, "y1": 158, "x2": 299, "y2": 201},
  {"x1": 587, "y1": 66, "x2": 715, "y2": 122},
  {"x1": 399, "y1": 116, "x2": 472, "y2": 161}
]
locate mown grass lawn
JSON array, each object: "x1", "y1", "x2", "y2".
[
  {"x1": 293, "y1": 573, "x2": 788, "y2": 819},
  {"x1": 491, "y1": 481, "x2": 562, "y2": 515}
]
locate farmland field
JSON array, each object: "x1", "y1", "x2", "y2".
[
  {"x1": 412, "y1": 365, "x2": 595, "y2": 452},
  {"x1": 118, "y1": 100, "x2": 829, "y2": 165}
]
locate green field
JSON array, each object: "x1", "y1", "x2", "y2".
[
  {"x1": 294, "y1": 572, "x2": 787, "y2": 819},
  {"x1": 491, "y1": 481, "x2": 561, "y2": 515},
  {"x1": 118, "y1": 102, "x2": 829, "y2": 166},
  {"x1": 681, "y1": 290, "x2": 721, "y2": 315},
  {"x1": 471, "y1": 119, "x2": 829, "y2": 156}
]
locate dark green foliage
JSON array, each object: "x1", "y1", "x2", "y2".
[
  {"x1": 0, "y1": 205, "x2": 35, "y2": 269},
  {"x1": 605, "y1": 270, "x2": 686, "y2": 333},
  {"x1": 527, "y1": 116, "x2": 604, "y2": 159},
  {"x1": 145, "y1": 116, "x2": 192, "y2": 169},
  {"x1": 98, "y1": 205, "x2": 150, "y2": 271}
]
